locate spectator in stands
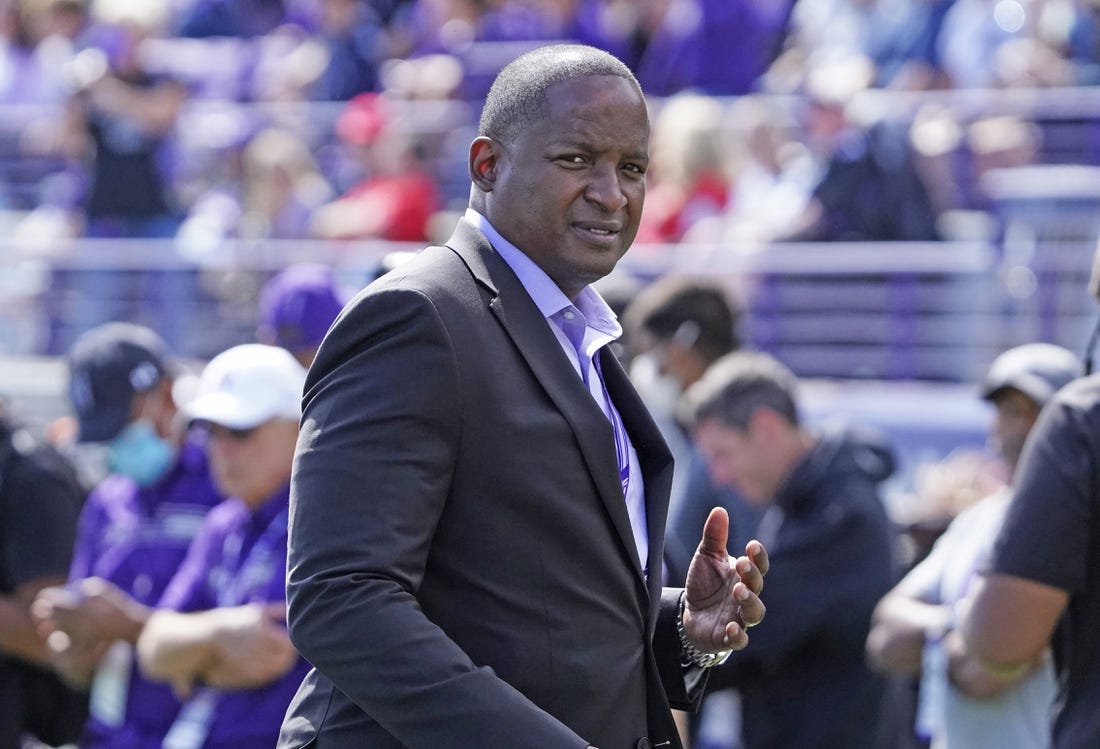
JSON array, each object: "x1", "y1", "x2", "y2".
[
  {"x1": 865, "y1": 0, "x2": 956, "y2": 90},
  {"x1": 310, "y1": 92, "x2": 440, "y2": 242},
  {"x1": 938, "y1": 0, "x2": 1099, "y2": 89},
  {"x1": 398, "y1": 0, "x2": 565, "y2": 99},
  {"x1": 178, "y1": 126, "x2": 333, "y2": 247},
  {"x1": 772, "y1": 55, "x2": 941, "y2": 242},
  {"x1": 175, "y1": 0, "x2": 291, "y2": 39},
  {"x1": 635, "y1": 92, "x2": 729, "y2": 244},
  {"x1": 303, "y1": 0, "x2": 388, "y2": 100},
  {"x1": 33, "y1": 322, "x2": 224, "y2": 749},
  {"x1": 713, "y1": 94, "x2": 817, "y2": 245},
  {"x1": 55, "y1": 0, "x2": 191, "y2": 350},
  {"x1": 684, "y1": 350, "x2": 900, "y2": 749},
  {"x1": 866, "y1": 342, "x2": 1079, "y2": 749},
  {"x1": 66, "y1": 0, "x2": 186, "y2": 239},
  {"x1": 0, "y1": 406, "x2": 87, "y2": 749},
  {"x1": 767, "y1": 0, "x2": 954, "y2": 92},
  {"x1": 256, "y1": 263, "x2": 348, "y2": 368},
  {"x1": 136, "y1": 343, "x2": 310, "y2": 749},
  {"x1": 959, "y1": 246, "x2": 1100, "y2": 748},
  {"x1": 634, "y1": 0, "x2": 780, "y2": 97},
  {"x1": 0, "y1": 0, "x2": 87, "y2": 106}
]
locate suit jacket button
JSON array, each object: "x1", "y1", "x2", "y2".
[{"x1": 635, "y1": 739, "x2": 652, "y2": 749}]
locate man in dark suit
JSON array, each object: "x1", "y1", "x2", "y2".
[{"x1": 278, "y1": 43, "x2": 768, "y2": 749}]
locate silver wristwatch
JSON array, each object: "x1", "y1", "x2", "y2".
[{"x1": 676, "y1": 592, "x2": 732, "y2": 669}]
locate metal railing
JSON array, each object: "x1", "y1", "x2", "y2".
[{"x1": 1, "y1": 233, "x2": 1094, "y2": 379}]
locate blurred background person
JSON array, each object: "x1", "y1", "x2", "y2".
[
  {"x1": 63, "y1": 0, "x2": 185, "y2": 239},
  {"x1": 771, "y1": 55, "x2": 941, "y2": 243},
  {"x1": 33, "y1": 321, "x2": 224, "y2": 749},
  {"x1": 177, "y1": 126, "x2": 333, "y2": 246},
  {"x1": 0, "y1": 405, "x2": 87, "y2": 749},
  {"x1": 635, "y1": 91, "x2": 730, "y2": 245},
  {"x1": 135, "y1": 343, "x2": 309, "y2": 749},
  {"x1": 0, "y1": 0, "x2": 88, "y2": 107},
  {"x1": 620, "y1": 275, "x2": 754, "y2": 578},
  {"x1": 300, "y1": 0, "x2": 389, "y2": 101},
  {"x1": 866, "y1": 342, "x2": 1080, "y2": 749},
  {"x1": 309, "y1": 91, "x2": 440, "y2": 242},
  {"x1": 711, "y1": 94, "x2": 817, "y2": 245},
  {"x1": 684, "y1": 350, "x2": 901, "y2": 749},
  {"x1": 52, "y1": 0, "x2": 190, "y2": 353},
  {"x1": 621, "y1": 276, "x2": 762, "y2": 749},
  {"x1": 960, "y1": 243, "x2": 1100, "y2": 749},
  {"x1": 632, "y1": 0, "x2": 784, "y2": 97},
  {"x1": 255, "y1": 263, "x2": 348, "y2": 369}
]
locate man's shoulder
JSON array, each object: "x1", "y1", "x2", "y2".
[{"x1": 1, "y1": 428, "x2": 83, "y2": 503}]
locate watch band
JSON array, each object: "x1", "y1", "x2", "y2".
[{"x1": 677, "y1": 591, "x2": 732, "y2": 669}]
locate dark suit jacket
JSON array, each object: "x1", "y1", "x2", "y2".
[{"x1": 279, "y1": 221, "x2": 705, "y2": 749}]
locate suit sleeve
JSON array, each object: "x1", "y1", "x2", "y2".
[
  {"x1": 285, "y1": 287, "x2": 586, "y2": 748},
  {"x1": 655, "y1": 587, "x2": 708, "y2": 711}
]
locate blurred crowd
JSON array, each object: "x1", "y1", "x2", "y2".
[
  {"x1": 0, "y1": 0, "x2": 1096, "y2": 360},
  {"x1": 1, "y1": 0, "x2": 1099, "y2": 252}
]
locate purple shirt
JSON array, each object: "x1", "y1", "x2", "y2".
[
  {"x1": 70, "y1": 436, "x2": 224, "y2": 749},
  {"x1": 158, "y1": 484, "x2": 310, "y2": 749}
]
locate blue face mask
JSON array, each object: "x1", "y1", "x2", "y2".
[{"x1": 107, "y1": 420, "x2": 175, "y2": 487}]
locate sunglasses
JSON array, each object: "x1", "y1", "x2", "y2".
[{"x1": 199, "y1": 422, "x2": 262, "y2": 442}]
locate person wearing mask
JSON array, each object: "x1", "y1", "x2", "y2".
[
  {"x1": 620, "y1": 276, "x2": 759, "y2": 584},
  {"x1": 866, "y1": 343, "x2": 1079, "y2": 749},
  {"x1": 33, "y1": 322, "x2": 224, "y2": 749}
]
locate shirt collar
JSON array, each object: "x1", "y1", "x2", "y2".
[{"x1": 462, "y1": 208, "x2": 621, "y2": 339}]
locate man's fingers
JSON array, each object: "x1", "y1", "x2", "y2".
[
  {"x1": 734, "y1": 556, "x2": 764, "y2": 597},
  {"x1": 746, "y1": 539, "x2": 769, "y2": 577},
  {"x1": 724, "y1": 620, "x2": 749, "y2": 651},
  {"x1": 734, "y1": 582, "x2": 766, "y2": 629},
  {"x1": 698, "y1": 507, "x2": 730, "y2": 557}
]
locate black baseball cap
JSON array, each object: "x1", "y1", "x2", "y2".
[{"x1": 66, "y1": 323, "x2": 176, "y2": 443}]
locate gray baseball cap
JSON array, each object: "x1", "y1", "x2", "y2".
[{"x1": 980, "y1": 343, "x2": 1081, "y2": 407}]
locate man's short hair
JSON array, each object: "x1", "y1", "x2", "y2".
[
  {"x1": 683, "y1": 350, "x2": 800, "y2": 430},
  {"x1": 479, "y1": 43, "x2": 642, "y2": 147},
  {"x1": 622, "y1": 277, "x2": 740, "y2": 364}
]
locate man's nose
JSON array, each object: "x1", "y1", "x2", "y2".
[{"x1": 586, "y1": 165, "x2": 628, "y2": 211}]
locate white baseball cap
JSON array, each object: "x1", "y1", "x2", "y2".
[{"x1": 185, "y1": 343, "x2": 306, "y2": 429}]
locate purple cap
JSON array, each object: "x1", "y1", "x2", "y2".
[{"x1": 257, "y1": 264, "x2": 346, "y2": 352}]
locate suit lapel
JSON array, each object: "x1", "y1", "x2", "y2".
[
  {"x1": 599, "y1": 347, "x2": 674, "y2": 603},
  {"x1": 444, "y1": 223, "x2": 650, "y2": 585}
]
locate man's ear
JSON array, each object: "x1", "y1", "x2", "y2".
[{"x1": 469, "y1": 136, "x2": 499, "y2": 192}]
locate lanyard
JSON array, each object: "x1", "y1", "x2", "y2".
[
  {"x1": 211, "y1": 505, "x2": 288, "y2": 608},
  {"x1": 593, "y1": 353, "x2": 631, "y2": 498}
]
